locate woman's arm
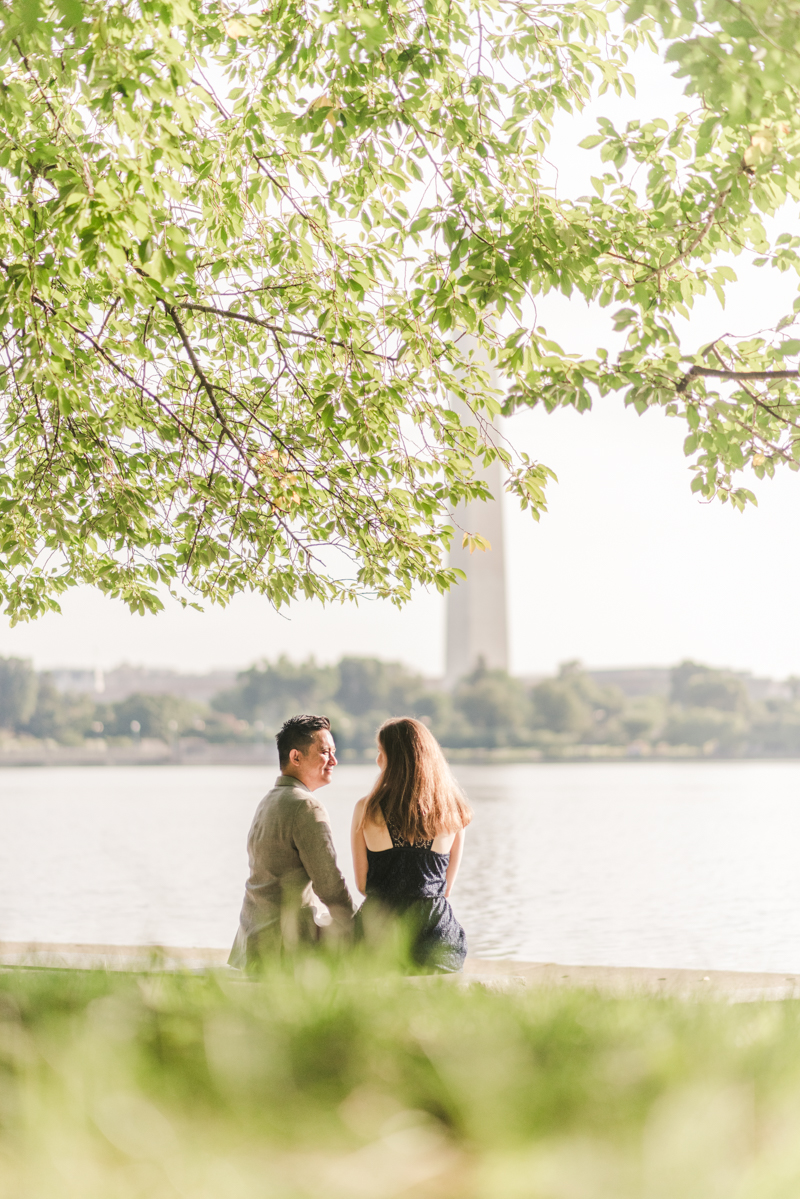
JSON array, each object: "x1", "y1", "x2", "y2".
[
  {"x1": 444, "y1": 828, "x2": 466, "y2": 898},
  {"x1": 350, "y1": 798, "x2": 369, "y2": 895}
]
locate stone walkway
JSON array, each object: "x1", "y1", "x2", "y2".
[{"x1": 0, "y1": 941, "x2": 797, "y2": 1000}]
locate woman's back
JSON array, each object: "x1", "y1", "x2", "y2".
[
  {"x1": 361, "y1": 809, "x2": 456, "y2": 856},
  {"x1": 361, "y1": 803, "x2": 454, "y2": 906}
]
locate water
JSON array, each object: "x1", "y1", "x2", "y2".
[{"x1": 2, "y1": 761, "x2": 800, "y2": 971}]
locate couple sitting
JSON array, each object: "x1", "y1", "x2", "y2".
[{"x1": 229, "y1": 712, "x2": 472, "y2": 973}]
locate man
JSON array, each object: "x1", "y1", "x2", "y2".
[{"x1": 229, "y1": 714, "x2": 356, "y2": 967}]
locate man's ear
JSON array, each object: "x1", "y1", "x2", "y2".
[{"x1": 288, "y1": 746, "x2": 303, "y2": 765}]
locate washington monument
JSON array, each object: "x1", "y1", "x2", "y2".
[{"x1": 444, "y1": 368, "x2": 509, "y2": 684}]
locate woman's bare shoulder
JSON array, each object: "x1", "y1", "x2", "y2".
[{"x1": 354, "y1": 796, "x2": 385, "y2": 826}]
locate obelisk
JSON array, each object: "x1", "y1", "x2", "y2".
[{"x1": 444, "y1": 371, "x2": 509, "y2": 685}]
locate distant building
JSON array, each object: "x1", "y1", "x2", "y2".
[
  {"x1": 585, "y1": 666, "x2": 791, "y2": 703},
  {"x1": 48, "y1": 668, "x2": 105, "y2": 695},
  {"x1": 586, "y1": 668, "x2": 672, "y2": 698},
  {"x1": 50, "y1": 665, "x2": 237, "y2": 704},
  {"x1": 736, "y1": 673, "x2": 792, "y2": 703},
  {"x1": 444, "y1": 354, "x2": 509, "y2": 685}
]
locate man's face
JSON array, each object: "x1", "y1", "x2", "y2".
[{"x1": 291, "y1": 728, "x2": 337, "y2": 790}]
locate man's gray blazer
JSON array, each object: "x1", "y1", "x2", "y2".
[{"x1": 229, "y1": 774, "x2": 356, "y2": 967}]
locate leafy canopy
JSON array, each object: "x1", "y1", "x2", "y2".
[{"x1": 1, "y1": 0, "x2": 800, "y2": 621}]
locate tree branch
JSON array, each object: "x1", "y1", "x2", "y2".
[
  {"x1": 639, "y1": 186, "x2": 731, "y2": 284},
  {"x1": 165, "y1": 304, "x2": 312, "y2": 559},
  {"x1": 677, "y1": 365, "x2": 800, "y2": 393},
  {"x1": 707, "y1": 344, "x2": 800, "y2": 434},
  {"x1": 177, "y1": 301, "x2": 396, "y2": 362},
  {"x1": 165, "y1": 303, "x2": 243, "y2": 448},
  {"x1": 11, "y1": 38, "x2": 94, "y2": 196}
]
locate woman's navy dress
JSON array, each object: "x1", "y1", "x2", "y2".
[{"x1": 356, "y1": 809, "x2": 467, "y2": 973}]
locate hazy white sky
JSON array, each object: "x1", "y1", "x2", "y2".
[{"x1": 2, "y1": 37, "x2": 798, "y2": 681}]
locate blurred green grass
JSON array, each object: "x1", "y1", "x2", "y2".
[{"x1": 2, "y1": 956, "x2": 800, "y2": 1198}]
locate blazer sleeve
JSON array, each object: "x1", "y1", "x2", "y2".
[{"x1": 292, "y1": 799, "x2": 356, "y2": 926}]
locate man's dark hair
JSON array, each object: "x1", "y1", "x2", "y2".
[{"x1": 276, "y1": 714, "x2": 331, "y2": 768}]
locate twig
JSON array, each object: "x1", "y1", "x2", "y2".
[{"x1": 11, "y1": 38, "x2": 94, "y2": 196}]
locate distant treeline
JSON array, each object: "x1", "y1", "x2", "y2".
[{"x1": 2, "y1": 655, "x2": 800, "y2": 758}]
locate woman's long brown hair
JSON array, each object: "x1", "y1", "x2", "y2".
[{"x1": 360, "y1": 717, "x2": 472, "y2": 844}]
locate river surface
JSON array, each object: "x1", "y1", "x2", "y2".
[{"x1": 3, "y1": 761, "x2": 800, "y2": 971}]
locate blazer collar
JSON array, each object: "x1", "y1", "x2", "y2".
[{"x1": 275, "y1": 773, "x2": 312, "y2": 793}]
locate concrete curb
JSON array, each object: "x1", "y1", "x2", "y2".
[
  {"x1": 463, "y1": 958, "x2": 800, "y2": 1001},
  {"x1": 0, "y1": 942, "x2": 797, "y2": 1000}
]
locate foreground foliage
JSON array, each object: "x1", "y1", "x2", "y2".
[
  {"x1": 2, "y1": 960, "x2": 800, "y2": 1197},
  {"x1": 3, "y1": 1, "x2": 800, "y2": 619}
]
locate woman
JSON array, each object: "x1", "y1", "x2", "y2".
[{"x1": 351, "y1": 717, "x2": 472, "y2": 972}]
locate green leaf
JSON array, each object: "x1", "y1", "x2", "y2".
[
  {"x1": 624, "y1": 0, "x2": 647, "y2": 20},
  {"x1": 17, "y1": 0, "x2": 42, "y2": 30},
  {"x1": 54, "y1": 0, "x2": 82, "y2": 24}
]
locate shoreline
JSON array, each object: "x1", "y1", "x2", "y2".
[
  {"x1": 1, "y1": 941, "x2": 797, "y2": 1000},
  {"x1": 4, "y1": 748, "x2": 800, "y2": 767}
]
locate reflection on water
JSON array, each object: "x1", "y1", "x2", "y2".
[{"x1": 3, "y1": 761, "x2": 800, "y2": 971}]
